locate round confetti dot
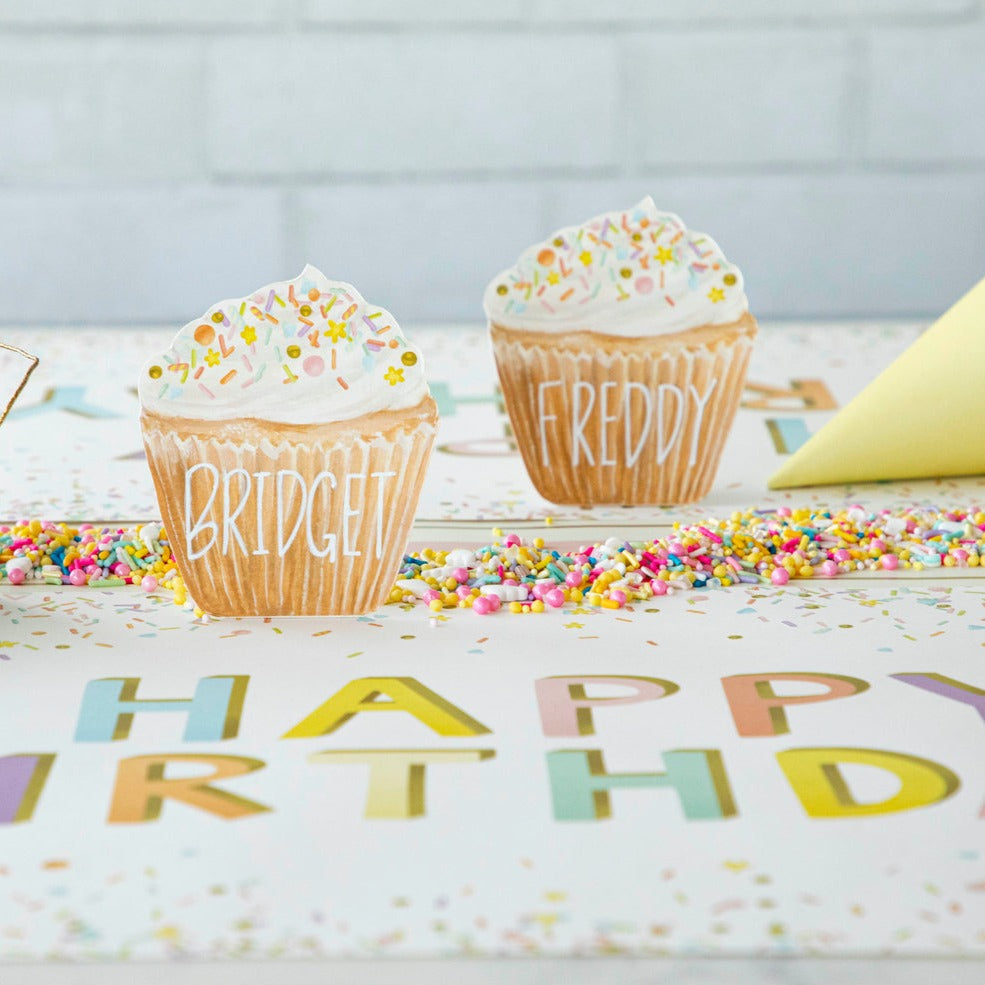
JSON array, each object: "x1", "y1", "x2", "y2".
[
  {"x1": 148, "y1": 365, "x2": 163, "y2": 379},
  {"x1": 194, "y1": 324, "x2": 215, "y2": 345},
  {"x1": 299, "y1": 304, "x2": 312, "y2": 317},
  {"x1": 496, "y1": 285, "x2": 508, "y2": 296},
  {"x1": 401, "y1": 351, "x2": 418, "y2": 366},
  {"x1": 635, "y1": 276, "x2": 654, "y2": 295},
  {"x1": 723, "y1": 273, "x2": 737, "y2": 286},
  {"x1": 632, "y1": 232, "x2": 642, "y2": 241},
  {"x1": 286, "y1": 344, "x2": 301, "y2": 359},
  {"x1": 388, "y1": 338, "x2": 399, "y2": 348},
  {"x1": 620, "y1": 267, "x2": 632, "y2": 279},
  {"x1": 537, "y1": 248, "x2": 556, "y2": 266},
  {"x1": 552, "y1": 237, "x2": 564, "y2": 247},
  {"x1": 308, "y1": 289, "x2": 320, "y2": 301},
  {"x1": 210, "y1": 311, "x2": 224, "y2": 324},
  {"x1": 303, "y1": 355, "x2": 324, "y2": 377}
]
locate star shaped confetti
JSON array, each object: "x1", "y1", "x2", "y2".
[{"x1": 324, "y1": 319, "x2": 350, "y2": 343}]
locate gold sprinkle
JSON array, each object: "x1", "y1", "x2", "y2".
[
  {"x1": 553, "y1": 237, "x2": 564, "y2": 247},
  {"x1": 496, "y1": 284, "x2": 508, "y2": 296},
  {"x1": 286, "y1": 344, "x2": 301, "y2": 359},
  {"x1": 620, "y1": 267, "x2": 632, "y2": 279},
  {"x1": 211, "y1": 311, "x2": 224, "y2": 323},
  {"x1": 723, "y1": 273, "x2": 737, "y2": 286},
  {"x1": 401, "y1": 351, "x2": 418, "y2": 366},
  {"x1": 632, "y1": 232, "x2": 642, "y2": 241},
  {"x1": 299, "y1": 304, "x2": 312, "y2": 317},
  {"x1": 148, "y1": 365, "x2": 163, "y2": 379}
]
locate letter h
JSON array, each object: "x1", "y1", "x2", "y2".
[{"x1": 74, "y1": 676, "x2": 249, "y2": 742}]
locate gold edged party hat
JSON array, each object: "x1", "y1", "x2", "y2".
[
  {"x1": 769, "y1": 275, "x2": 985, "y2": 488},
  {"x1": 0, "y1": 342, "x2": 39, "y2": 428}
]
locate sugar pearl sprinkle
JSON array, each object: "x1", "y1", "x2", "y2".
[
  {"x1": 1, "y1": 520, "x2": 190, "y2": 608},
  {"x1": 5, "y1": 508, "x2": 985, "y2": 618}
]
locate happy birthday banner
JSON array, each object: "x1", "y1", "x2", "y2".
[
  {"x1": 3, "y1": 321, "x2": 985, "y2": 960},
  {"x1": 3, "y1": 580, "x2": 985, "y2": 959}
]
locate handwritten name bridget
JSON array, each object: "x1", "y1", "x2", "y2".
[
  {"x1": 536, "y1": 378, "x2": 718, "y2": 468},
  {"x1": 184, "y1": 464, "x2": 395, "y2": 562}
]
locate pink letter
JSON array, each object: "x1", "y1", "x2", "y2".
[{"x1": 536, "y1": 675, "x2": 679, "y2": 737}]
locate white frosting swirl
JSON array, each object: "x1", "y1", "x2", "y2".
[
  {"x1": 139, "y1": 265, "x2": 429, "y2": 424},
  {"x1": 483, "y1": 197, "x2": 748, "y2": 337}
]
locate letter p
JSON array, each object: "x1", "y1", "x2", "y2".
[
  {"x1": 721, "y1": 672, "x2": 870, "y2": 737},
  {"x1": 536, "y1": 675, "x2": 679, "y2": 737}
]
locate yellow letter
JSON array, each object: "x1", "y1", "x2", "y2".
[
  {"x1": 777, "y1": 747, "x2": 959, "y2": 818},
  {"x1": 283, "y1": 677, "x2": 490, "y2": 738},
  {"x1": 309, "y1": 749, "x2": 494, "y2": 818}
]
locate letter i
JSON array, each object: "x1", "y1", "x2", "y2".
[{"x1": 0, "y1": 754, "x2": 55, "y2": 824}]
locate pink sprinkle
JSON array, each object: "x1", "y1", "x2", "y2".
[
  {"x1": 472, "y1": 596, "x2": 492, "y2": 616},
  {"x1": 545, "y1": 588, "x2": 565, "y2": 608},
  {"x1": 771, "y1": 568, "x2": 790, "y2": 586},
  {"x1": 881, "y1": 555, "x2": 899, "y2": 570},
  {"x1": 198, "y1": 383, "x2": 215, "y2": 399}
]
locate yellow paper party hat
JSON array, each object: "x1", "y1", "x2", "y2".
[{"x1": 769, "y1": 275, "x2": 985, "y2": 488}]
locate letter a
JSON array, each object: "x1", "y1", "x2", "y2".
[{"x1": 282, "y1": 677, "x2": 490, "y2": 738}]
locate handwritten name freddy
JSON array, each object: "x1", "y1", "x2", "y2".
[
  {"x1": 536, "y1": 378, "x2": 718, "y2": 467},
  {"x1": 2, "y1": 672, "x2": 982, "y2": 824}
]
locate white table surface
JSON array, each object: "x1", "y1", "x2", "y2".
[{"x1": 1, "y1": 322, "x2": 984, "y2": 983}]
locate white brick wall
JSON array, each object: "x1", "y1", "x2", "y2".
[{"x1": 0, "y1": 1, "x2": 983, "y2": 324}]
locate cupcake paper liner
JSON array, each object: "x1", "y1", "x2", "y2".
[
  {"x1": 490, "y1": 315, "x2": 756, "y2": 506},
  {"x1": 140, "y1": 398, "x2": 438, "y2": 616}
]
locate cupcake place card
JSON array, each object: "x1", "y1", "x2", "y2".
[
  {"x1": 484, "y1": 198, "x2": 756, "y2": 507},
  {"x1": 137, "y1": 266, "x2": 438, "y2": 617}
]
